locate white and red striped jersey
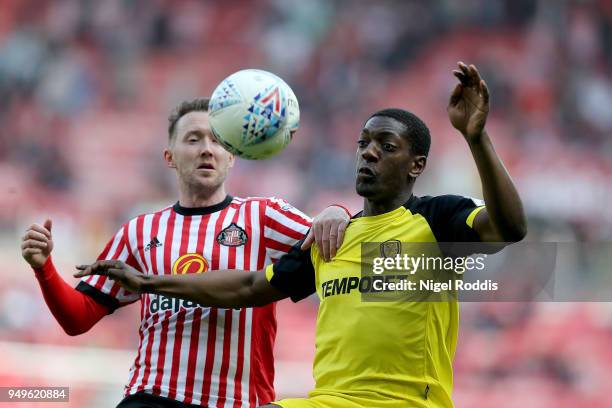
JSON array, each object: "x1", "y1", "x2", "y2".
[{"x1": 76, "y1": 196, "x2": 311, "y2": 407}]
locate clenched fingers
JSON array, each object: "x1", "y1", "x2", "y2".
[
  {"x1": 22, "y1": 230, "x2": 49, "y2": 242},
  {"x1": 21, "y1": 239, "x2": 48, "y2": 250},
  {"x1": 28, "y1": 224, "x2": 52, "y2": 239},
  {"x1": 22, "y1": 248, "x2": 43, "y2": 257}
]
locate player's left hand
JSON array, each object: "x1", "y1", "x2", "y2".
[
  {"x1": 447, "y1": 62, "x2": 490, "y2": 142},
  {"x1": 74, "y1": 260, "x2": 147, "y2": 293},
  {"x1": 301, "y1": 205, "x2": 350, "y2": 262}
]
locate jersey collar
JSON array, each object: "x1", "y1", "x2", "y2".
[
  {"x1": 351, "y1": 194, "x2": 415, "y2": 220},
  {"x1": 173, "y1": 195, "x2": 233, "y2": 216}
]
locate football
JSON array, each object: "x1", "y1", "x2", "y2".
[{"x1": 208, "y1": 69, "x2": 300, "y2": 160}]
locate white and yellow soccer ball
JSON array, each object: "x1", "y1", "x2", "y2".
[{"x1": 208, "y1": 69, "x2": 300, "y2": 160}]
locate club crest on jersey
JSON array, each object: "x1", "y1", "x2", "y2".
[
  {"x1": 216, "y1": 223, "x2": 248, "y2": 247},
  {"x1": 172, "y1": 253, "x2": 209, "y2": 275},
  {"x1": 380, "y1": 239, "x2": 401, "y2": 258}
]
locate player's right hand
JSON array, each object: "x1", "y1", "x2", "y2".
[{"x1": 21, "y1": 219, "x2": 54, "y2": 269}]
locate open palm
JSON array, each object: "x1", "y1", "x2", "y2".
[{"x1": 447, "y1": 62, "x2": 490, "y2": 141}]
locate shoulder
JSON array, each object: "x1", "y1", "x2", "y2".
[
  {"x1": 229, "y1": 196, "x2": 310, "y2": 218},
  {"x1": 230, "y1": 196, "x2": 284, "y2": 207},
  {"x1": 129, "y1": 205, "x2": 175, "y2": 223},
  {"x1": 243, "y1": 196, "x2": 294, "y2": 207},
  {"x1": 240, "y1": 196, "x2": 307, "y2": 215},
  {"x1": 117, "y1": 205, "x2": 175, "y2": 233},
  {"x1": 405, "y1": 194, "x2": 482, "y2": 217},
  {"x1": 229, "y1": 197, "x2": 310, "y2": 227},
  {"x1": 227, "y1": 196, "x2": 294, "y2": 211},
  {"x1": 405, "y1": 194, "x2": 484, "y2": 242}
]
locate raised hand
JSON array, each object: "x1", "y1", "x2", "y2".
[
  {"x1": 74, "y1": 260, "x2": 147, "y2": 293},
  {"x1": 22, "y1": 219, "x2": 54, "y2": 269},
  {"x1": 447, "y1": 62, "x2": 490, "y2": 141}
]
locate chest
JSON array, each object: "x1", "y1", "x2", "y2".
[
  {"x1": 315, "y1": 214, "x2": 441, "y2": 301},
  {"x1": 130, "y1": 211, "x2": 261, "y2": 274}
]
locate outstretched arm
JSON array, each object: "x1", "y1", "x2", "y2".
[
  {"x1": 75, "y1": 260, "x2": 288, "y2": 308},
  {"x1": 448, "y1": 62, "x2": 527, "y2": 243}
]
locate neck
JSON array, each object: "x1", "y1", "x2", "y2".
[
  {"x1": 178, "y1": 183, "x2": 227, "y2": 208},
  {"x1": 362, "y1": 190, "x2": 413, "y2": 217}
]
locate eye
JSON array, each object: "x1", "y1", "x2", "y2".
[
  {"x1": 357, "y1": 140, "x2": 368, "y2": 148},
  {"x1": 382, "y1": 143, "x2": 396, "y2": 152}
]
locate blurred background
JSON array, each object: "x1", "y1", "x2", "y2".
[{"x1": 1, "y1": 0, "x2": 612, "y2": 406}]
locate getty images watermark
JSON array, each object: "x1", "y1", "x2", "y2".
[
  {"x1": 352, "y1": 241, "x2": 612, "y2": 302},
  {"x1": 352, "y1": 242, "x2": 502, "y2": 302},
  {"x1": 370, "y1": 251, "x2": 496, "y2": 293}
]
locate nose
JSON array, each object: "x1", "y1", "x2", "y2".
[
  {"x1": 361, "y1": 143, "x2": 379, "y2": 163},
  {"x1": 199, "y1": 136, "x2": 215, "y2": 157}
]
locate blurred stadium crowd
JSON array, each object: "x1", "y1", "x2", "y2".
[{"x1": 1, "y1": 0, "x2": 612, "y2": 406}]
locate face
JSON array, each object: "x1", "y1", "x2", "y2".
[
  {"x1": 355, "y1": 116, "x2": 426, "y2": 201},
  {"x1": 164, "y1": 111, "x2": 234, "y2": 194}
]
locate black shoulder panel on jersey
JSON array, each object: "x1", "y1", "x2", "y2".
[
  {"x1": 76, "y1": 281, "x2": 120, "y2": 313},
  {"x1": 404, "y1": 194, "x2": 481, "y2": 242},
  {"x1": 269, "y1": 240, "x2": 316, "y2": 303}
]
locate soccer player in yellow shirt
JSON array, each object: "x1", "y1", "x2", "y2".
[{"x1": 76, "y1": 62, "x2": 526, "y2": 408}]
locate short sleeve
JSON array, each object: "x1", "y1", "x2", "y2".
[
  {"x1": 263, "y1": 197, "x2": 312, "y2": 262},
  {"x1": 265, "y1": 240, "x2": 316, "y2": 302},
  {"x1": 408, "y1": 195, "x2": 485, "y2": 242},
  {"x1": 76, "y1": 224, "x2": 140, "y2": 311}
]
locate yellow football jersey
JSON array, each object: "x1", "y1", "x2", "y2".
[{"x1": 266, "y1": 195, "x2": 485, "y2": 408}]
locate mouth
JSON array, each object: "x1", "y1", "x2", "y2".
[
  {"x1": 357, "y1": 166, "x2": 375, "y2": 177},
  {"x1": 197, "y1": 163, "x2": 215, "y2": 170}
]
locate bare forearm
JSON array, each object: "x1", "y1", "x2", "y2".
[
  {"x1": 468, "y1": 131, "x2": 527, "y2": 241},
  {"x1": 141, "y1": 269, "x2": 278, "y2": 308}
]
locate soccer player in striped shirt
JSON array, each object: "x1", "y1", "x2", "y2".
[
  {"x1": 21, "y1": 98, "x2": 351, "y2": 408},
  {"x1": 77, "y1": 63, "x2": 527, "y2": 407}
]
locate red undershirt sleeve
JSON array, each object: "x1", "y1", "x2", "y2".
[{"x1": 33, "y1": 256, "x2": 110, "y2": 336}]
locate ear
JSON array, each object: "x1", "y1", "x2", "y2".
[
  {"x1": 227, "y1": 152, "x2": 235, "y2": 168},
  {"x1": 164, "y1": 148, "x2": 176, "y2": 169},
  {"x1": 408, "y1": 155, "x2": 427, "y2": 179}
]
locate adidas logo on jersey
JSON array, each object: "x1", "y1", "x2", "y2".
[{"x1": 145, "y1": 237, "x2": 162, "y2": 252}]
